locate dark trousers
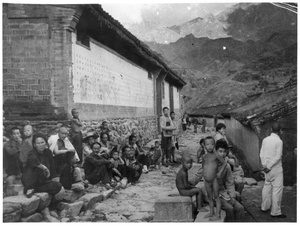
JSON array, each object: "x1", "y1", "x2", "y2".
[
  {"x1": 161, "y1": 133, "x2": 172, "y2": 162},
  {"x1": 221, "y1": 198, "x2": 244, "y2": 222},
  {"x1": 126, "y1": 166, "x2": 142, "y2": 183},
  {"x1": 112, "y1": 164, "x2": 126, "y2": 178},
  {"x1": 71, "y1": 131, "x2": 83, "y2": 162},
  {"x1": 54, "y1": 155, "x2": 65, "y2": 177},
  {"x1": 22, "y1": 167, "x2": 62, "y2": 195},
  {"x1": 86, "y1": 165, "x2": 112, "y2": 185},
  {"x1": 137, "y1": 154, "x2": 150, "y2": 168}
]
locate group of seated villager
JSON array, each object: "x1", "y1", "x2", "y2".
[{"x1": 3, "y1": 109, "x2": 170, "y2": 200}]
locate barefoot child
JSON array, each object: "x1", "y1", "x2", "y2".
[
  {"x1": 202, "y1": 136, "x2": 227, "y2": 221},
  {"x1": 176, "y1": 154, "x2": 207, "y2": 212}
]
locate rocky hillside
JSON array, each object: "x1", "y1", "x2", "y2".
[
  {"x1": 144, "y1": 3, "x2": 297, "y2": 115},
  {"x1": 128, "y1": 3, "x2": 297, "y2": 44}
]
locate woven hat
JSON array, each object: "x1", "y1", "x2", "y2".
[{"x1": 83, "y1": 131, "x2": 99, "y2": 143}]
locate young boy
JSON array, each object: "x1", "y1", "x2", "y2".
[
  {"x1": 19, "y1": 125, "x2": 34, "y2": 168},
  {"x1": 196, "y1": 138, "x2": 205, "y2": 164},
  {"x1": 202, "y1": 136, "x2": 227, "y2": 221},
  {"x1": 147, "y1": 141, "x2": 162, "y2": 170},
  {"x1": 214, "y1": 123, "x2": 229, "y2": 144},
  {"x1": 110, "y1": 148, "x2": 126, "y2": 182},
  {"x1": 59, "y1": 151, "x2": 84, "y2": 192},
  {"x1": 70, "y1": 108, "x2": 83, "y2": 162},
  {"x1": 176, "y1": 154, "x2": 208, "y2": 212}
]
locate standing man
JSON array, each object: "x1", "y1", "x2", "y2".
[
  {"x1": 260, "y1": 122, "x2": 286, "y2": 218},
  {"x1": 170, "y1": 111, "x2": 179, "y2": 163},
  {"x1": 160, "y1": 107, "x2": 176, "y2": 166}
]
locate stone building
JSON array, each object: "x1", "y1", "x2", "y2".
[{"x1": 3, "y1": 4, "x2": 186, "y2": 143}]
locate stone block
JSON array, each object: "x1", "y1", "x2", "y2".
[
  {"x1": 58, "y1": 201, "x2": 84, "y2": 218},
  {"x1": 78, "y1": 193, "x2": 104, "y2": 211},
  {"x1": 63, "y1": 189, "x2": 85, "y2": 203},
  {"x1": 153, "y1": 196, "x2": 193, "y2": 222},
  {"x1": 3, "y1": 195, "x2": 40, "y2": 217},
  {"x1": 194, "y1": 208, "x2": 226, "y2": 222},
  {"x1": 21, "y1": 213, "x2": 43, "y2": 222},
  {"x1": 3, "y1": 202, "x2": 22, "y2": 222},
  {"x1": 34, "y1": 192, "x2": 51, "y2": 211}
]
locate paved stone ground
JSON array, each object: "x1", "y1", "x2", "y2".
[{"x1": 77, "y1": 128, "x2": 296, "y2": 222}]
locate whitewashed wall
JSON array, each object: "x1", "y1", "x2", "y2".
[{"x1": 71, "y1": 34, "x2": 154, "y2": 108}]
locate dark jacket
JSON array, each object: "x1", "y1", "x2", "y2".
[{"x1": 83, "y1": 152, "x2": 112, "y2": 178}]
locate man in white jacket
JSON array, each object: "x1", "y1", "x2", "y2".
[
  {"x1": 48, "y1": 125, "x2": 79, "y2": 176},
  {"x1": 260, "y1": 122, "x2": 286, "y2": 218}
]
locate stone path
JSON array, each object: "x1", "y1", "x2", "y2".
[{"x1": 86, "y1": 128, "x2": 210, "y2": 222}]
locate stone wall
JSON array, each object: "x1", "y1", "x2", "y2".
[{"x1": 4, "y1": 116, "x2": 158, "y2": 145}]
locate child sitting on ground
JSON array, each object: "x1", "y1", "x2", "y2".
[
  {"x1": 176, "y1": 154, "x2": 208, "y2": 212},
  {"x1": 202, "y1": 136, "x2": 227, "y2": 221},
  {"x1": 196, "y1": 138, "x2": 205, "y2": 164},
  {"x1": 59, "y1": 151, "x2": 85, "y2": 192},
  {"x1": 110, "y1": 148, "x2": 126, "y2": 182},
  {"x1": 147, "y1": 141, "x2": 162, "y2": 170}
]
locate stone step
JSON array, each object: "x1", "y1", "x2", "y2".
[
  {"x1": 153, "y1": 195, "x2": 194, "y2": 222},
  {"x1": 194, "y1": 208, "x2": 226, "y2": 222},
  {"x1": 3, "y1": 195, "x2": 40, "y2": 217}
]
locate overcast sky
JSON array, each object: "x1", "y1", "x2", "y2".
[{"x1": 102, "y1": 3, "x2": 235, "y2": 27}]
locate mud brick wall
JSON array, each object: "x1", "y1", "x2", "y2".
[
  {"x1": 3, "y1": 4, "x2": 76, "y2": 120},
  {"x1": 4, "y1": 116, "x2": 158, "y2": 146}
]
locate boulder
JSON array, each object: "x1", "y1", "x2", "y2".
[
  {"x1": 6, "y1": 184, "x2": 24, "y2": 196},
  {"x1": 78, "y1": 193, "x2": 104, "y2": 211},
  {"x1": 34, "y1": 193, "x2": 51, "y2": 211},
  {"x1": 58, "y1": 201, "x2": 84, "y2": 218},
  {"x1": 21, "y1": 213, "x2": 43, "y2": 222},
  {"x1": 3, "y1": 202, "x2": 22, "y2": 222},
  {"x1": 3, "y1": 195, "x2": 40, "y2": 217},
  {"x1": 63, "y1": 189, "x2": 85, "y2": 203}
]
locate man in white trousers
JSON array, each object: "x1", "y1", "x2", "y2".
[{"x1": 260, "y1": 122, "x2": 286, "y2": 218}]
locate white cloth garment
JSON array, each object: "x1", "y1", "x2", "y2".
[
  {"x1": 259, "y1": 133, "x2": 283, "y2": 216},
  {"x1": 48, "y1": 134, "x2": 79, "y2": 162}
]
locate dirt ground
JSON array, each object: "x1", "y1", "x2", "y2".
[{"x1": 88, "y1": 128, "x2": 297, "y2": 222}]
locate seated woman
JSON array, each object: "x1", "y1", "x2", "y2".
[
  {"x1": 122, "y1": 145, "x2": 142, "y2": 184},
  {"x1": 22, "y1": 134, "x2": 65, "y2": 200}
]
